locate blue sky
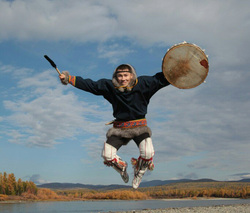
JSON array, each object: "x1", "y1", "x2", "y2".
[{"x1": 0, "y1": 0, "x2": 250, "y2": 186}]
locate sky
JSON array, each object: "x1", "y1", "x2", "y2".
[{"x1": 0, "y1": 0, "x2": 250, "y2": 186}]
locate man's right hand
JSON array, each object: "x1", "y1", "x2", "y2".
[
  {"x1": 59, "y1": 73, "x2": 65, "y2": 81},
  {"x1": 59, "y1": 71, "x2": 69, "y2": 85}
]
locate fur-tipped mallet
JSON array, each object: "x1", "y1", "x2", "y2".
[{"x1": 44, "y1": 55, "x2": 61, "y2": 75}]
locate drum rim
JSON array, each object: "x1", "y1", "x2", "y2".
[{"x1": 162, "y1": 42, "x2": 209, "y2": 89}]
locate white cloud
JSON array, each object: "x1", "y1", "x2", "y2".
[
  {"x1": 97, "y1": 43, "x2": 134, "y2": 64},
  {"x1": 2, "y1": 67, "x2": 111, "y2": 148},
  {"x1": 235, "y1": 174, "x2": 250, "y2": 180},
  {"x1": 29, "y1": 174, "x2": 49, "y2": 184},
  {"x1": 1, "y1": 0, "x2": 249, "y2": 85},
  {"x1": 0, "y1": 64, "x2": 16, "y2": 73},
  {"x1": 1, "y1": 1, "x2": 249, "y2": 47},
  {"x1": 0, "y1": 63, "x2": 33, "y2": 77},
  {"x1": 1, "y1": 0, "x2": 249, "y2": 73},
  {"x1": 0, "y1": 0, "x2": 118, "y2": 42}
]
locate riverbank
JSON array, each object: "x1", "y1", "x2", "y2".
[{"x1": 114, "y1": 203, "x2": 250, "y2": 213}]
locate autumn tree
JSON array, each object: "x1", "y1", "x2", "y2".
[
  {"x1": 0, "y1": 172, "x2": 38, "y2": 196},
  {"x1": 16, "y1": 178, "x2": 24, "y2": 196},
  {"x1": 7, "y1": 173, "x2": 16, "y2": 195},
  {"x1": 0, "y1": 173, "x2": 3, "y2": 194},
  {"x1": 2, "y1": 172, "x2": 8, "y2": 195}
]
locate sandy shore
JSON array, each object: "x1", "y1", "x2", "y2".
[{"x1": 113, "y1": 204, "x2": 250, "y2": 213}]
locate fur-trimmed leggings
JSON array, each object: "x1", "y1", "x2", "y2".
[{"x1": 102, "y1": 132, "x2": 155, "y2": 161}]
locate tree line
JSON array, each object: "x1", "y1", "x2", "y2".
[
  {"x1": 1, "y1": 172, "x2": 250, "y2": 201},
  {"x1": 139, "y1": 181, "x2": 250, "y2": 199},
  {"x1": 0, "y1": 172, "x2": 37, "y2": 196}
]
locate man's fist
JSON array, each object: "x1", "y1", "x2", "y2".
[{"x1": 59, "y1": 71, "x2": 69, "y2": 85}]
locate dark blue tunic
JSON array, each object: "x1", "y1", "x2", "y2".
[{"x1": 72, "y1": 72, "x2": 170, "y2": 121}]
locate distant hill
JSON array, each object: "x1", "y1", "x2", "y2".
[
  {"x1": 38, "y1": 178, "x2": 250, "y2": 190},
  {"x1": 38, "y1": 182, "x2": 131, "y2": 190},
  {"x1": 235, "y1": 178, "x2": 250, "y2": 182},
  {"x1": 139, "y1": 178, "x2": 217, "y2": 187}
]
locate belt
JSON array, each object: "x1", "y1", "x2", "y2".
[{"x1": 113, "y1": 119, "x2": 147, "y2": 129}]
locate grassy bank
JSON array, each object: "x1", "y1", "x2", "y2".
[{"x1": 1, "y1": 181, "x2": 249, "y2": 202}]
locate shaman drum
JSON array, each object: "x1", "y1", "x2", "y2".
[{"x1": 162, "y1": 42, "x2": 209, "y2": 89}]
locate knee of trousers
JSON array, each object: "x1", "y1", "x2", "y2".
[
  {"x1": 139, "y1": 137, "x2": 155, "y2": 160},
  {"x1": 101, "y1": 142, "x2": 117, "y2": 161}
]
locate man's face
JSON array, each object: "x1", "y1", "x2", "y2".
[{"x1": 116, "y1": 69, "x2": 133, "y2": 87}]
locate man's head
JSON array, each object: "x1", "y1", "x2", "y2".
[
  {"x1": 112, "y1": 64, "x2": 137, "y2": 92},
  {"x1": 115, "y1": 64, "x2": 134, "y2": 87}
]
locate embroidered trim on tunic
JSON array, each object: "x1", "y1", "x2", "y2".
[{"x1": 69, "y1": 75, "x2": 76, "y2": 86}]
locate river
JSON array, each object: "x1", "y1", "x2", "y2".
[{"x1": 0, "y1": 199, "x2": 250, "y2": 213}]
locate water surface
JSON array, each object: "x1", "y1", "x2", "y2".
[{"x1": 0, "y1": 199, "x2": 249, "y2": 213}]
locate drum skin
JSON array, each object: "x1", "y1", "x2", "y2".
[{"x1": 162, "y1": 42, "x2": 209, "y2": 89}]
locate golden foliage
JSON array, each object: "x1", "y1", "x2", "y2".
[
  {"x1": 37, "y1": 188, "x2": 60, "y2": 200},
  {"x1": 138, "y1": 182, "x2": 250, "y2": 199},
  {"x1": 1, "y1": 172, "x2": 250, "y2": 202},
  {"x1": 0, "y1": 172, "x2": 37, "y2": 196},
  {"x1": 81, "y1": 189, "x2": 148, "y2": 200}
]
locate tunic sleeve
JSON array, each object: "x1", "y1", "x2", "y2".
[{"x1": 68, "y1": 75, "x2": 111, "y2": 96}]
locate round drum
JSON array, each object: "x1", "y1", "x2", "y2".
[{"x1": 162, "y1": 42, "x2": 209, "y2": 89}]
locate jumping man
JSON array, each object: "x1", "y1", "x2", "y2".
[{"x1": 59, "y1": 64, "x2": 170, "y2": 189}]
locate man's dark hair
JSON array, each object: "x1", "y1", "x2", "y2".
[{"x1": 115, "y1": 64, "x2": 132, "y2": 73}]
